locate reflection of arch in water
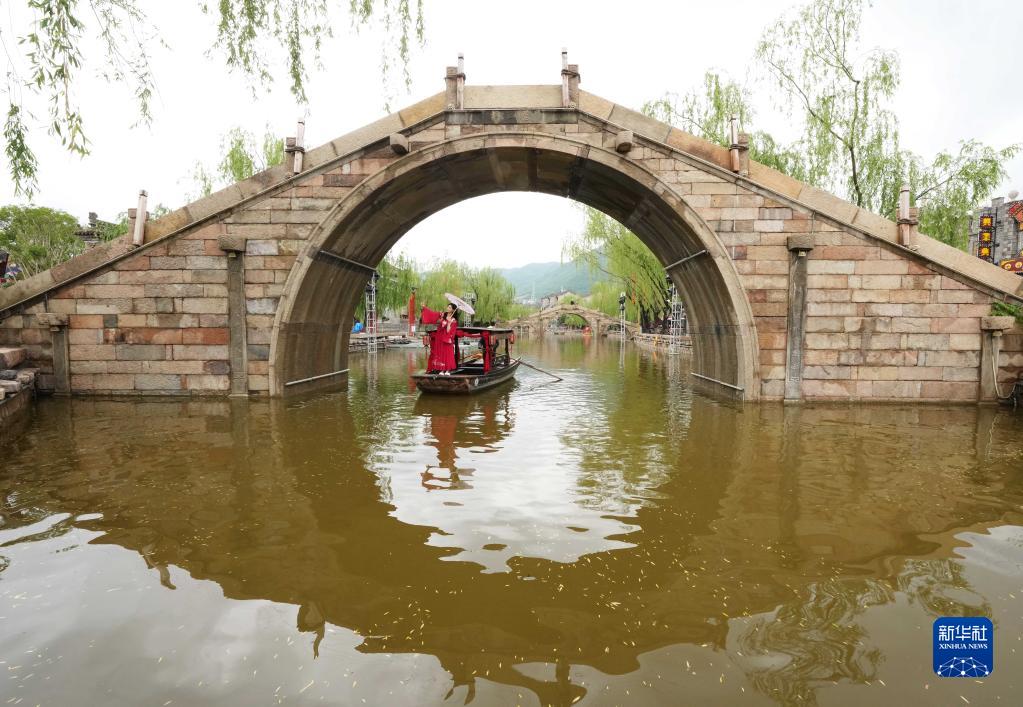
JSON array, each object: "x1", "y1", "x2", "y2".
[{"x1": 3, "y1": 399, "x2": 1021, "y2": 704}]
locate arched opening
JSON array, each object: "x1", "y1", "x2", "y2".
[{"x1": 270, "y1": 132, "x2": 759, "y2": 399}]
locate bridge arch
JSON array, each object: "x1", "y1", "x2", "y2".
[
  {"x1": 270, "y1": 132, "x2": 759, "y2": 398},
  {"x1": 509, "y1": 303, "x2": 640, "y2": 338}
]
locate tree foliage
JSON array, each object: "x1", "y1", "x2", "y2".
[
  {"x1": 2, "y1": 0, "x2": 426, "y2": 196},
  {"x1": 357, "y1": 255, "x2": 517, "y2": 325},
  {"x1": 644, "y1": 0, "x2": 1019, "y2": 250},
  {"x1": 564, "y1": 208, "x2": 667, "y2": 328},
  {"x1": 756, "y1": 0, "x2": 901, "y2": 210},
  {"x1": 191, "y1": 126, "x2": 286, "y2": 198},
  {"x1": 643, "y1": 73, "x2": 809, "y2": 182},
  {"x1": 0, "y1": 204, "x2": 83, "y2": 277},
  {"x1": 468, "y1": 267, "x2": 515, "y2": 323}
]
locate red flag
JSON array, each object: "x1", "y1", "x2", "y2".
[{"x1": 408, "y1": 291, "x2": 416, "y2": 335}]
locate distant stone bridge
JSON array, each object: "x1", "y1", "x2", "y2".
[
  {"x1": 1, "y1": 58, "x2": 1021, "y2": 402},
  {"x1": 507, "y1": 303, "x2": 639, "y2": 338}
]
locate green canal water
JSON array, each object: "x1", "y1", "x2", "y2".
[{"x1": 2, "y1": 337, "x2": 1023, "y2": 706}]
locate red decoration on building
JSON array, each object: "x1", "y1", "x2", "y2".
[
  {"x1": 1000, "y1": 257, "x2": 1023, "y2": 275},
  {"x1": 1007, "y1": 201, "x2": 1023, "y2": 224}
]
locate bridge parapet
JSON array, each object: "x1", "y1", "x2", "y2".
[{"x1": 507, "y1": 303, "x2": 640, "y2": 338}]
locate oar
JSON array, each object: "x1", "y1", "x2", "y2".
[{"x1": 517, "y1": 358, "x2": 563, "y2": 382}]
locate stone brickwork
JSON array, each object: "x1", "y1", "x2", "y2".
[{"x1": 0, "y1": 83, "x2": 1021, "y2": 402}]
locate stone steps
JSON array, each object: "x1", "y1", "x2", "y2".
[
  {"x1": 0, "y1": 347, "x2": 26, "y2": 369},
  {"x1": 0, "y1": 347, "x2": 35, "y2": 401}
]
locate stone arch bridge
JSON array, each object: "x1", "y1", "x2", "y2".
[
  {"x1": 507, "y1": 303, "x2": 639, "y2": 338},
  {"x1": 1, "y1": 61, "x2": 1021, "y2": 402}
]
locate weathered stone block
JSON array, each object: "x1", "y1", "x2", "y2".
[
  {"x1": 69, "y1": 344, "x2": 117, "y2": 361},
  {"x1": 167, "y1": 239, "x2": 206, "y2": 256},
  {"x1": 181, "y1": 298, "x2": 229, "y2": 314},
  {"x1": 872, "y1": 380, "x2": 923, "y2": 398},
  {"x1": 77, "y1": 298, "x2": 133, "y2": 315},
  {"x1": 186, "y1": 256, "x2": 227, "y2": 270},
  {"x1": 144, "y1": 284, "x2": 205, "y2": 298},
  {"x1": 948, "y1": 333, "x2": 982, "y2": 351},
  {"x1": 134, "y1": 374, "x2": 183, "y2": 390},
  {"x1": 68, "y1": 329, "x2": 101, "y2": 345},
  {"x1": 143, "y1": 360, "x2": 204, "y2": 375},
  {"x1": 246, "y1": 240, "x2": 279, "y2": 256},
  {"x1": 116, "y1": 344, "x2": 169, "y2": 360},
  {"x1": 150, "y1": 256, "x2": 188, "y2": 270},
  {"x1": 217, "y1": 235, "x2": 246, "y2": 253},
  {"x1": 35, "y1": 313, "x2": 69, "y2": 327},
  {"x1": 172, "y1": 345, "x2": 229, "y2": 360},
  {"x1": 246, "y1": 298, "x2": 279, "y2": 315},
  {"x1": 192, "y1": 269, "x2": 229, "y2": 284},
  {"x1": 199, "y1": 314, "x2": 230, "y2": 327},
  {"x1": 920, "y1": 381, "x2": 977, "y2": 400},
  {"x1": 185, "y1": 374, "x2": 230, "y2": 391},
  {"x1": 981, "y1": 316, "x2": 1015, "y2": 332},
  {"x1": 204, "y1": 360, "x2": 231, "y2": 375},
  {"x1": 183, "y1": 328, "x2": 230, "y2": 345}
]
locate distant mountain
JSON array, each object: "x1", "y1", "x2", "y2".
[{"x1": 499, "y1": 261, "x2": 605, "y2": 299}]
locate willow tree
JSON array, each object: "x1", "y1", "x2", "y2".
[
  {"x1": 416, "y1": 259, "x2": 470, "y2": 316},
  {"x1": 564, "y1": 208, "x2": 667, "y2": 330},
  {"x1": 2, "y1": 0, "x2": 426, "y2": 197},
  {"x1": 645, "y1": 0, "x2": 1018, "y2": 250},
  {"x1": 643, "y1": 73, "x2": 809, "y2": 182},
  {"x1": 468, "y1": 267, "x2": 515, "y2": 323},
  {"x1": 191, "y1": 127, "x2": 286, "y2": 199},
  {"x1": 353, "y1": 251, "x2": 418, "y2": 323}
]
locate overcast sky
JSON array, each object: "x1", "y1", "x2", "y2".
[{"x1": 2, "y1": 0, "x2": 1020, "y2": 267}]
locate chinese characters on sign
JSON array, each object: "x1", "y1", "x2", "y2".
[
  {"x1": 937, "y1": 624, "x2": 988, "y2": 642},
  {"x1": 933, "y1": 617, "x2": 993, "y2": 678}
]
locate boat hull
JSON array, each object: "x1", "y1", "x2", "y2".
[{"x1": 413, "y1": 360, "x2": 520, "y2": 395}]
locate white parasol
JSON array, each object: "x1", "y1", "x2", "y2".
[{"x1": 444, "y1": 292, "x2": 475, "y2": 315}]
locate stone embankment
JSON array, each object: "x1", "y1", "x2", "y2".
[
  {"x1": 0, "y1": 347, "x2": 38, "y2": 441},
  {"x1": 632, "y1": 333, "x2": 693, "y2": 351}
]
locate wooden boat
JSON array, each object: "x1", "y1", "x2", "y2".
[{"x1": 413, "y1": 326, "x2": 519, "y2": 394}]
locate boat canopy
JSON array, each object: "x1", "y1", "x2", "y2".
[{"x1": 456, "y1": 326, "x2": 514, "y2": 340}]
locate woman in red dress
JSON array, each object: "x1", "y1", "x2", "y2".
[{"x1": 425, "y1": 303, "x2": 458, "y2": 374}]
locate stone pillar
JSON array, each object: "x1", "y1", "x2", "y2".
[
  {"x1": 784, "y1": 235, "x2": 815, "y2": 401},
  {"x1": 979, "y1": 315, "x2": 1015, "y2": 403},
  {"x1": 736, "y1": 133, "x2": 750, "y2": 177},
  {"x1": 897, "y1": 184, "x2": 920, "y2": 250},
  {"x1": 445, "y1": 60, "x2": 465, "y2": 110},
  {"x1": 219, "y1": 235, "x2": 249, "y2": 397},
  {"x1": 36, "y1": 313, "x2": 70, "y2": 395},
  {"x1": 561, "y1": 63, "x2": 580, "y2": 108}
]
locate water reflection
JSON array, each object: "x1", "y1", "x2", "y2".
[{"x1": 1, "y1": 339, "x2": 1022, "y2": 705}]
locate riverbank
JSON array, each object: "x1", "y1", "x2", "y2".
[{"x1": 631, "y1": 332, "x2": 693, "y2": 351}]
